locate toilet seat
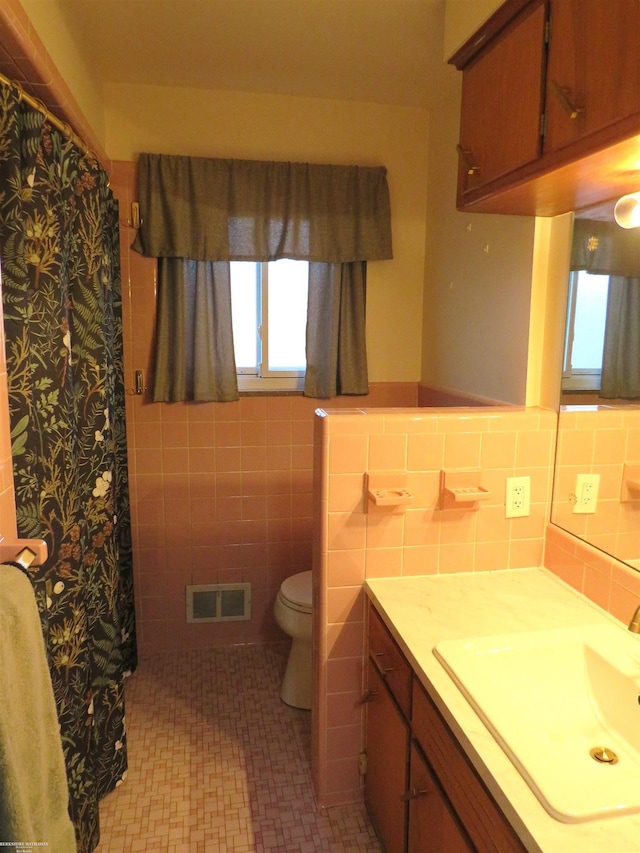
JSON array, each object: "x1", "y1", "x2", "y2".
[{"x1": 279, "y1": 570, "x2": 312, "y2": 613}]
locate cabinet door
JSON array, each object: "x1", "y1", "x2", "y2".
[
  {"x1": 365, "y1": 661, "x2": 409, "y2": 853},
  {"x1": 544, "y1": 0, "x2": 640, "y2": 154},
  {"x1": 457, "y1": 0, "x2": 547, "y2": 197},
  {"x1": 368, "y1": 604, "x2": 412, "y2": 717},
  {"x1": 408, "y1": 743, "x2": 474, "y2": 853},
  {"x1": 412, "y1": 678, "x2": 527, "y2": 853}
]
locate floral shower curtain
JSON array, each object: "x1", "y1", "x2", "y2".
[{"x1": 0, "y1": 86, "x2": 136, "y2": 852}]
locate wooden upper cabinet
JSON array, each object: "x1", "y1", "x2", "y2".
[
  {"x1": 451, "y1": 0, "x2": 640, "y2": 215},
  {"x1": 456, "y1": 0, "x2": 547, "y2": 198},
  {"x1": 544, "y1": 0, "x2": 640, "y2": 154}
]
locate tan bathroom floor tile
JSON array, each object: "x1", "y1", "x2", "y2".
[{"x1": 97, "y1": 644, "x2": 381, "y2": 852}]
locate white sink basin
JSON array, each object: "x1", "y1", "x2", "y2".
[{"x1": 434, "y1": 623, "x2": 640, "y2": 823}]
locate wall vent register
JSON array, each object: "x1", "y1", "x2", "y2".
[{"x1": 186, "y1": 583, "x2": 252, "y2": 623}]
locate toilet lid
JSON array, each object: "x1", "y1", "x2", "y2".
[{"x1": 280, "y1": 571, "x2": 312, "y2": 609}]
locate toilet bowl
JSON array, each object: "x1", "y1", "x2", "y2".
[{"x1": 273, "y1": 570, "x2": 312, "y2": 710}]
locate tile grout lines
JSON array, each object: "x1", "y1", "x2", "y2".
[{"x1": 97, "y1": 644, "x2": 382, "y2": 852}]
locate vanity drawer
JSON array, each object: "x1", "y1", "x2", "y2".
[
  {"x1": 412, "y1": 678, "x2": 527, "y2": 853},
  {"x1": 368, "y1": 604, "x2": 412, "y2": 719}
]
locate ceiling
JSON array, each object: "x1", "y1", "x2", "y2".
[{"x1": 32, "y1": 0, "x2": 448, "y2": 109}]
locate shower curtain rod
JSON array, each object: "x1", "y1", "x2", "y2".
[{"x1": 0, "y1": 72, "x2": 93, "y2": 159}]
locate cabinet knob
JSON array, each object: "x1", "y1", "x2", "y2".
[
  {"x1": 456, "y1": 145, "x2": 480, "y2": 176},
  {"x1": 550, "y1": 80, "x2": 584, "y2": 120},
  {"x1": 359, "y1": 688, "x2": 379, "y2": 704},
  {"x1": 371, "y1": 652, "x2": 394, "y2": 676},
  {"x1": 402, "y1": 787, "x2": 428, "y2": 801}
]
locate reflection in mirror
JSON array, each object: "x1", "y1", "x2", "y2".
[{"x1": 552, "y1": 199, "x2": 640, "y2": 571}]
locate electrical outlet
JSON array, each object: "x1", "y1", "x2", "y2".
[
  {"x1": 573, "y1": 473, "x2": 600, "y2": 514},
  {"x1": 505, "y1": 476, "x2": 531, "y2": 518}
]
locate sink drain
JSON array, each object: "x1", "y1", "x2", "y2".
[{"x1": 590, "y1": 746, "x2": 619, "y2": 765}]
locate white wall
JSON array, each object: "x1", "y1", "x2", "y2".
[
  {"x1": 421, "y1": 65, "x2": 537, "y2": 404},
  {"x1": 443, "y1": 0, "x2": 504, "y2": 59},
  {"x1": 526, "y1": 214, "x2": 573, "y2": 408}
]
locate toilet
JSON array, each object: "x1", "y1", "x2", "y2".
[{"x1": 273, "y1": 570, "x2": 313, "y2": 710}]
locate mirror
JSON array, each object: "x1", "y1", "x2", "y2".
[{"x1": 551, "y1": 198, "x2": 640, "y2": 570}]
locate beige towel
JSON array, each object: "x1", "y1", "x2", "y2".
[{"x1": 0, "y1": 564, "x2": 77, "y2": 852}]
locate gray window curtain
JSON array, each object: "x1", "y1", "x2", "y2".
[
  {"x1": 132, "y1": 153, "x2": 392, "y2": 402},
  {"x1": 571, "y1": 219, "x2": 640, "y2": 399},
  {"x1": 601, "y1": 276, "x2": 640, "y2": 399},
  {"x1": 153, "y1": 258, "x2": 239, "y2": 402},
  {"x1": 305, "y1": 262, "x2": 368, "y2": 398}
]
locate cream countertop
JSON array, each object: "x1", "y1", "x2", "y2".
[{"x1": 364, "y1": 567, "x2": 640, "y2": 853}]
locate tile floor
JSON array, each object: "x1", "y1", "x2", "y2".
[{"x1": 97, "y1": 644, "x2": 382, "y2": 852}]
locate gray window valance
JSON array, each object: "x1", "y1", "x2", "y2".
[
  {"x1": 571, "y1": 218, "x2": 640, "y2": 277},
  {"x1": 131, "y1": 153, "x2": 393, "y2": 263}
]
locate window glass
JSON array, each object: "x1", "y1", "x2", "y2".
[
  {"x1": 229, "y1": 259, "x2": 308, "y2": 386},
  {"x1": 265, "y1": 259, "x2": 308, "y2": 373},
  {"x1": 562, "y1": 270, "x2": 609, "y2": 390},
  {"x1": 571, "y1": 272, "x2": 608, "y2": 369},
  {"x1": 230, "y1": 261, "x2": 259, "y2": 373}
]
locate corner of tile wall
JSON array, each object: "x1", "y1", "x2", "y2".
[
  {"x1": 314, "y1": 405, "x2": 558, "y2": 808},
  {"x1": 544, "y1": 524, "x2": 640, "y2": 626},
  {"x1": 554, "y1": 405, "x2": 640, "y2": 565}
]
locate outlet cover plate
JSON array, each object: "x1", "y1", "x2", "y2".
[
  {"x1": 505, "y1": 476, "x2": 531, "y2": 518},
  {"x1": 573, "y1": 473, "x2": 600, "y2": 514}
]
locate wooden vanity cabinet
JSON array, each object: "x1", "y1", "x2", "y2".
[
  {"x1": 368, "y1": 603, "x2": 412, "y2": 716},
  {"x1": 364, "y1": 601, "x2": 528, "y2": 853},
  {"x1": 407, "y1": 741, "x2": 474, "y2": 853},
  {"x1": 451, "y1": 0, "x2": 640, "y2": 215},
  {"x1": 412, "y1": 678, "x2": 527, "y2": 853},
  {"x1": 365, "y1": 660, "x2": 409, "y2": 853},
  {"x1": 365, "y1": 606, "x2": 412, "y2": 853}
]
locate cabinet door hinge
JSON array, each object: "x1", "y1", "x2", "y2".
[
  {"x1": 544, "y1": 17, "x2": 551, "y2": 45},
  {"x1": 540, "y1": 111, "x2": 547, "y2": 140}
]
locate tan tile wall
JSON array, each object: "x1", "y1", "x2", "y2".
[
  {"x1": 552, "y1": 406, "x2": 640, "y2": 563},
  {"x1": 544, "y1": 524, "x2": 640, "y2": 624},
  {"x1": 111, "y1": 160, "x2": 418, "y2": 655},
  {"x1": 312, "y1": 405, "x2": 557, "y2": 806}
]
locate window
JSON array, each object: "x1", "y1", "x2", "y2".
[
  {"x1": 562, "y1": 270, "x2": 609, "y2": 391},
  {"x1": 230, "y1": 259, "x2": 309, "y2": 390}
]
